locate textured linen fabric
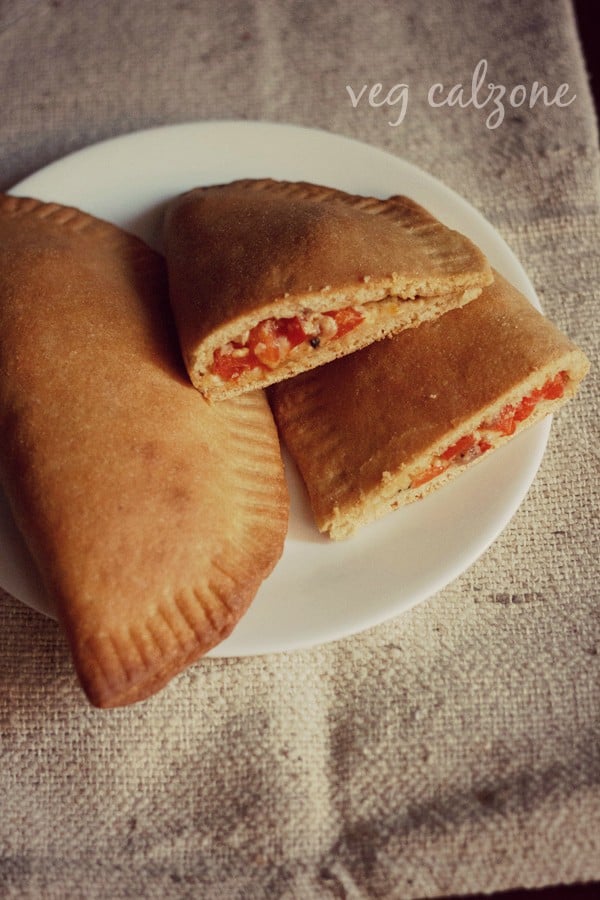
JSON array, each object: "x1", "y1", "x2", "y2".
[{"x1": 1, "y1": 1, "x2": 599, "y2": 897}]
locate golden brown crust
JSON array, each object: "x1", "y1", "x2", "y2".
[
  {"x1": 268, "y1": 273, "x2": 589, "y2": 539},
  {"x1": 0, "y1": 194, "x2": 288, "y2": 707},
  {"x1": 163, "y1": 179, "x2": 493, "y2": 399}
]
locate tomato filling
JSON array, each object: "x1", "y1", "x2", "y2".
[
  {"x1": 211, "y1": 306, "x2": 365, "y2": 381},
  {"x1": 409, "y1": 371, "x2": 568, "y2": 490},
  {"x1": 411, "y1": 436, "x2": 492, "y2": 489},
  {"x1": 483, "y1": 370, "x2": 568, "y2": 435}
]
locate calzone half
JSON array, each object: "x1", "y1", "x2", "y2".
[
  {"x1": 163, "y1": 179, "x2": 493, "y2": 400},
  {"x1": 0, "y1": 194, "x2": 288, "y2": 707},
  {"x1": 269, "y1": 273, "x2": 589, "y2": 540}
]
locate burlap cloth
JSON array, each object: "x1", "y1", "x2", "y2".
[{"x1": 1, "y1": 1, "x2": 598, "y2": 897}]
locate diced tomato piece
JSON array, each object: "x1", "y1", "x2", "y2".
[
  {"x1": 325, "y1": 307, "x2": 365, "y2": 338},
  {"x1": 247, "y1": 319, "x2": 282, "y2": 368},
  {"x1": 279, "y1": 315, "x2": 307, "y2": 349},
  {"x1": 541, "y1": 371, "x2": 567, "y2": 400},
  {"x1": 247, "y1": 315, "x2": 310, "y2": 367},
  {"x1": 211, "y1": 347, "x2": 258, "y2": 381},
  {"x1": 485, "y1": 405, "x2": 516, "y2": 436},
  {"x1": 248, "y1": 319, "x2": 276, "y2": 351},
  {"x1": 441, "y1": 434, "x2": 476, "y2": 461},
  {"x1": 478, "y1": 439, "x2": 493, "y2": 454},
  {"x1": 410, "y1": 461, "x2": 448, "y2": 489},
  {"x1": 256, "y1": 344, "x2": 281, "y2": 368},
  {"x1": 513, "y1": 394, "x2": 537, "y2": 423}
]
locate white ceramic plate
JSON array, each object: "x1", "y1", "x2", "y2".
[{"x1": 2, "y1": 120, "x2": 550, "y2": 655}]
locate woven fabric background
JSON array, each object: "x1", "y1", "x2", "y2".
[{"x1": 1, "y1": 1, "x2": 598, "y2": 897}]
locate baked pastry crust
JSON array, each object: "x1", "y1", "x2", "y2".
[
  {"x1": 0, "y1": 194, "x2": 288, "y2": 706},
  {"x1": 269, "y1": 272, "x2": 589, "y2": 539},
  {"x1": 163, "y1": 179, "x2": 493, "y2": 400}
]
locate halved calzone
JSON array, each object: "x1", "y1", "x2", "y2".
[
  {"x1": 269, "y1": 273, "x2": 589, "y2": 540},
  {"x1": 163, "y1": 179, "x2": 493, "y2": 400}
]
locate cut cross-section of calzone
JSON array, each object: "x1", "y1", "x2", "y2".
[
  {"x1": 0, "y1": 194, "x2": 288, "y2": 707},
  {"x1": 163, "y1": 179, "x2": 493, "y2": 401},
  {"x1": 269, "y1": 273, "x2": 589, "y2": 540}
]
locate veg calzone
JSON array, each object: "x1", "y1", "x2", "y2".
[
  {"x1": 0, "y1": 194, "x2": 288, "y2": 707},
  {"x1": 268, "y1": 273, "x2": 589, "y2": 540},
  {"x1": 163, "y1": 179, "x2": 493, "y2": 401}
]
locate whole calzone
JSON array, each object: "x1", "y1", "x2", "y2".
[{"x1": 0, "y1": 194, "x2": 288, "y2": 707}]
